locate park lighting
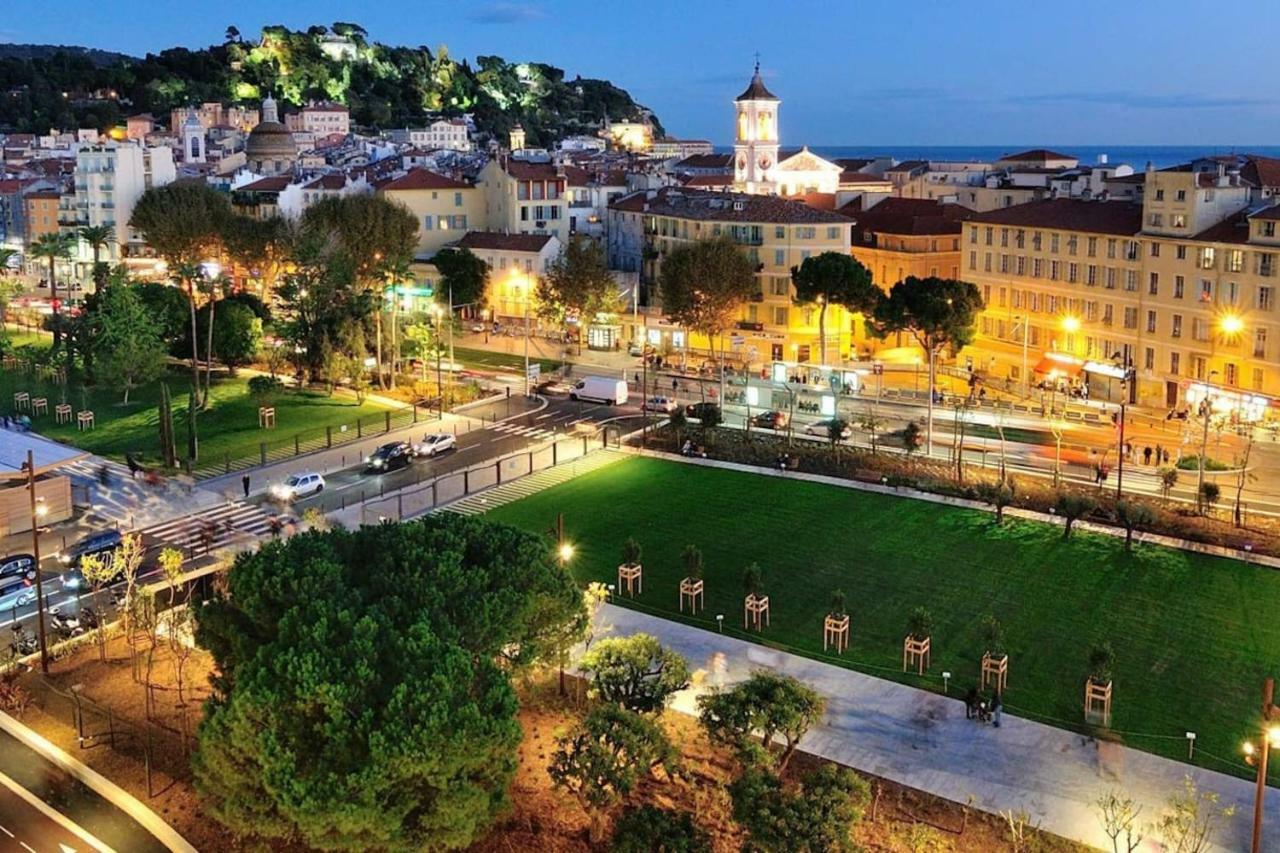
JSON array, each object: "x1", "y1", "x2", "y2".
[
  {"x1": 557, "y1": 542, "x2": 575, "y2": 564},
  {"x1": 1243, "y1": 678, "x2": 1280, "y2": 853},
  {"x1": 201, "y1": 259, "x2": 222, "y2": 279},
  {"x1": 1061, "y1": 315, "x2": 1081, "y2": 334}
]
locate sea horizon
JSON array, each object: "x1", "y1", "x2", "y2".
[{"x1": 711, "y1": 144, "x2": 1280, "y2": 171}]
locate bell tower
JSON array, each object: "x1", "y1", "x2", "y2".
[{"x1": 732, "y1": 59, "x2": 780, "y2": 195}]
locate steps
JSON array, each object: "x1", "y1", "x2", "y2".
[{"x1": 437, "y1": 450, "x2": 627, "y2": 516}]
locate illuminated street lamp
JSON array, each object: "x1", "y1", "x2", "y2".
[
  {"x1": 1242, "y1": 678, "x2": 1280, "y2": 853},
  {"x1": 1060, "y1": 314, "x2": 1081, "y2": 335},
  {"x1": 431, "y1": 303, "x2": 445, "y2": 417},
  {"x1": 558, "y1": 542, "x2": 575, "y2": 565},
  {"x1": 481, "y1": 308, "x2": 491, "y2": 344},
  {"x1": 1220, "y1": 312, "x2": 1245, "y2": 336}
]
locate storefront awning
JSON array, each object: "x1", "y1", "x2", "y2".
[{"x1": 1033, "y1": 353, "x2": 1083, "y2": 378}]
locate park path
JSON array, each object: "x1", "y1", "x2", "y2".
[{"x1": 594, "y1": 604, "x2": 1280, "y2": 852}]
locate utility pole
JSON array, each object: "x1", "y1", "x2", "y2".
[
  {"x1": 1248, "y1": 677, "x2": 1279, "y2": 853},
  {"x1": 523, "y1": 281, "x2": 531, "y2": 397},
  {"x1": 25, "y1": 450, "x2": 49, "y2": 673},
  {"x1": 1116, "y1": 359, "x2": 1134, "y2": 499}
]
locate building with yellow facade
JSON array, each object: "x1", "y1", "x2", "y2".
[
  {"x1": 608, "y1": 186, "x2": 852, "y2": 365},
  {"x1": 377, "y1": 168, "x2": 485, "y2": 261},
  {"x1": 959, "y1": 158, "x2": 1280, "y2": 417}
]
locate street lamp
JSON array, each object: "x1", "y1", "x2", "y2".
[
  {"x1": 481, "y1": 308, "x2": 490, "y2": 344},
  {"x1": 23, "y1": 450, "x2": 49, "y2": 673},
  {"x1": 1242, "y1": 677, "x2": 1280, "y2": 853},
  {"x1": 511, "y1": 270, "x2": 532, "y2": 397},
  {"x1": 1061, "y1": 315, "x2": 1081, "y2": 335},
  {"x1": 558, "y1": 542, "x2": 575, "y2": 564},
  {"x1": 431, "y1": 303, "x2": 444, "y2": 418},
  {"x1": 1111, "y1": 351, "x2": 1135, "y2": 499}
]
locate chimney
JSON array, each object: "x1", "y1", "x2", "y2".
[{"x1": 1098, "y1": 153, "x2": 1108, "y2": 165}]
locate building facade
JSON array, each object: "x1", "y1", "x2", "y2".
[
  {"x1": 379, "y1": 169, "x2": 485, "y2": 260},
  {"x1": 477, "y1": 157, "x2": 569, "y2": 244},
  {"x1": 732, "y1": 64, "x2": 781, "y2": 195},
  {"x1": 285, "y1": 103, "x2": 351, "y2": 136},
  {"x1": 455, "y1": 231, "x2": 562, "y2": 321}
]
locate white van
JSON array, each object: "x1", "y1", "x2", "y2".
[{"x1": 570, "y1": 376, "x2": 629, "y2": 405}]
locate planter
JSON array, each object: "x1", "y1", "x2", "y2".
[
  {"x1": 903, "y1": 635, "x2": 931, "y2": 675},
  {"x1": 617, "y1": 562, "x2": 642, "y2": 597},
  {"x1": 679, "y1": 577, "x2": 704, "y2": 614},
  {"x1": 1084, "y1": 678, "x2": 1113, "y2": 727},
  {"x1": 744, "y1": 593, "x2": 770, "y2": 631},
  {"x1": 981, "y1": 651, "x2": 1009, "y2": 695},
  {"x1": 823, "y1": 613, "x2": 849, "y2": 654}
]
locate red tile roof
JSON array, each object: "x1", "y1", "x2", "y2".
[
  {"x1": 1192, "y1": 211, "x2": 1252, "y2": 244},
  {"x1": 498, "y1": 159, "x2": 563, "y2": 181},
  {"x1": 303, "y1": 174, "x2": 348, "y2": 190},
  {"x1": 457, "y1": 231, "x2": 554, "y2": 253},
  {"x1": 997, "y1": 148, "x2": 1077, "y2": 163},
  {"x1": 843, "y1": 197, "x2": 976, "y2": 237},
  {"x1": 379, "y1": 168, "x2": 472, "y2": 192},
  {"x1": 673, "y1": 153, "x2": 732, "y2": 171},
  {"x1": 678, "y1": 174, "x2": 735, "y2": 188},
  {"x1": 1250, "y1": 205, "x2": 1280, "y2": 221},
  {"x1": 236, "y1": 176, "x2": 292, "y2": 192},
  {"x1": 969, "y1": 199, "x2": 1142, "y2": 236},
  {"x1": 1242, "y1": 155, "x2": 1280, "y2": 190}
]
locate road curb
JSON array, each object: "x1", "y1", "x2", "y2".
[{"x1": 0, "y1": 710, "x2": 199, "y2": 853}]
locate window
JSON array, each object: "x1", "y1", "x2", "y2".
[
  {"x1": 1032, "y1": 231, "x2": 1042, "y2": 251},
  {"x1": 1226, "y1": 249, "x2": 1245, "y2": 272},
  {"x1": 1107, "y1": 239, "x2": 1117, "y2": 259},
  {"x1": 1171, "y1": 314, "x2": 1182, "y2": 338},
  {"x1": 984, "y1": 252, "x2": 992, "y2": 272},
  {"x1": 1222, "y1": 280, "x2": 1238, "y2": 304},
  {"x1": 1255, "y1": 328, "x2": 1268, "y2": 359},
  {"x1": 1085, "y1": 301, "x2": 1098, "y2": 321},
  {"x1": 1000, "y1": 254, "x2": 1010, "y2": 273},
  {"x1": 531, "y1": 182, "x2": 544, "y2": 201},
  {"x1": 827, "y1": 227, "x2": 840, "y2": 240},
  {"x1": 1032, "y1": 258, "x2": 1042, "y2": 277},
  {"x1": 1260, "y1": 286, "x2": 1274, "y2": 311},
  {"x1": 969, "y1": 228, "x2": 977, "y2": 244},
  {"x1": 517, "y1": 182, "x2": 529, "y2": 200},
  {"x1": 1125, "y1": 241, "x2": 1139, "y2": 260},
  {"x1": 1170, "y1": 351, "x2": 1181, "y2": 375},
  {"x1": 1174, "y1": 275, "x2": 1185, "y2": 299},
  {"x1": 1050, "y1": 260, "x2": 1060, "y2": 280},
  {"x1": 1148, "y1": 272, "x2": 1159, "y2": 295},
  {"x1": 1199, "y1": 247, "x2": 1216, "y2": 269},
  {"x1": 1261, "y1": 254, "x2": 1277, "y2": 277},
  {"x1": 1144, "y1": 347, "x2": 1155, "y2": 370},
  {"x1": 1105, "y1": 268, "x2": 1117, "y2": 289},
  {"x1": 774, "y1": 249, "x2": 786, "y2": 265},
  {"x1": 1149, "y1": 213, "x2": 1163, "y2": 227},
  {"x1": 1086, "y1": 236, "x2": 1096, "y2": 257},
  {"x1": 1086, "y1": 264, "x2": 1097, "y2": 286},
  {"x1": 796, "y1": 226, "x2": 816, "y2": 239},
  {"x1": 775, "y1": 226, "x2": 785, "y2": 239},
  {"x1": 772, "y1": 306, "x2": 789, "y2": 325},
  {"x1": 423, "y1": 215, "x2": 434, "y2": 230},
  {"x1": 1225, "y1": 363, "x2": 1237, "y2": 386},
  {"x1": 1254, "y1": 367, "x2": 1265, "y2": 390},
  {"x1": 1176, "y1": 245, "x2": 1187, "y2": 260},
  {"x1": 454, "y1": 192, "x2": 463, "y2": 207},
  {"x1": 1155, "y1": 189, "x2": 1165, "y2": 201},
  {"x1": 1176, "y1": 189, "x2": 1187, "y2": 201},
  {"x1": 1191, "y1": 318, "x2": 1209, "y2": 342},
  {"x1": 1146, "y1": 310, "x2": 1157, "y2": 333},
  {"x1": 1123, "y1": 307, "x2": 1137, "y2": 329},
  {"x1": 1199, "y1": 280, "x2": 1213, "y2": 302},
  {"x1": 1102, "y1": 304, "x2": 1114, "y2": 326},
  {"x1": 1171, "y1": 214, "x2": 1187, "y2": 228},
  {"x1": 1125, "y1": 270, "x2": 1138, "y2": 292},
  {"x1": 1068, "y1": 236, "x2": 1079, "y2": 256},
  {"x1": 1000, "y1": 228, "x2": 1009, "y2": 248},
  {"x1": 1150, "y1": 242, "x2": 1160, "y2": 258},
  {"x1": 1192, "y1": 356, "x2": 1206, "y2": 380},
  {"x1": 985, "y1": 226, "x2": 993, "y2": 245},
  {"x1": 769, "y1": 276, "x2": 789, "y2": 296},
  {"x1": 1015, "y1": 229, "x2": 1025, "y2": 249},
  {"x1": 1264, "y1": 221, "x2": 1277, "y2": 238},
  {"x1": 1068, "y1": 262, "x2": 1078, "y2": 283}
]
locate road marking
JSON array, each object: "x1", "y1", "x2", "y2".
[
  {"x1": 0, "y1": 770, "x2": 115, "y2": 853},
  {"x1": 0, "y1": 822, "x2": 12, "y2": 836},
  {"x1": 20, "y1": 841, "x2": 36, "y2": 853}
]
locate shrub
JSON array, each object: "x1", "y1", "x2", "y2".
[
  {"x1": 982, "y1": 614, "x2": 1005, "y2": 658},
  {"x1": 742, "y1": 563, "x2": 763, "y2": 597},
  {"x1": 1176, "y1": 454, "x2": 1232, "y2": 472},
  {"x1": 247, "y1": 374, "x2": 284, "y2": 400},
  {"x1": 829, "y1": 589, "x2": 847, "y2": 618},
  {"x1": 1088, "y1": 641, "x2": 1115, "y2": 684},
  {"x1": 621, "y1": 537, "x2": 642, "y2": 565},
  {"x1": 610, "y1": 806, "x2": 710, "y2": 853},
  {"x1": 908, "y1": 606, "x2": 933, "y2": 641},
  {"x1": 680, "y1": 544, "x2": 703, "y2": 580}
]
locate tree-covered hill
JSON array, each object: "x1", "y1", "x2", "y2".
[{"x1": 0, "y1": 23, "x2": 662, "y2": 145}]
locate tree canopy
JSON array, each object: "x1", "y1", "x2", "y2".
[
  {"x1": 193, "y1": 514, "x2": 584, "y2": 850},
  {"x1": 658, "y1": 238, "x2": 757, "y2": 345},
  {"x1": 697, "y1": 670, "x2": 825, "y2": 771},
  {"x1": 791, "y1": 252, "x2": 879, "y2": 315},
  {"x1": 578, "y1": 633, "x2": 691, "y2": 714},
  {"x1": 431, "y1": 247, "x2": 489, "y2": 309},
  {"x1": 868, "y1": 276, "x2": 984, "y2": 356},
  {"x1": 129, "y1": 182, "x2": 232, "y2": 264},
  {"x1": 730, "y1": 763, "x2": 870, "y2": 853},
  {"x1": 537, "y1": 235, "x2": 620, "y2": 331},
  {"x1": 83, "y1": 281, "x2": 166, "y2": 403}
]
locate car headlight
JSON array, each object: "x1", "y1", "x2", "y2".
[
  {"x1": 373, "y1": 459, "x2": 384, "y2": 467},
  {"x1": 64, "y1": 576, "x2": 80, "y2": 589},
  {"x1": 59, "y1": 553, "x2": 72, "y2": 565}
]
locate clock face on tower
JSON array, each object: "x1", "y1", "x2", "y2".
[{"x1": 758, "y1": 155, "x2": 773, "y2": 171}]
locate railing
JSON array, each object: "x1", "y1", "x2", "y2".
[{"x1": 357, "y1": 431, "x2": 614, "y2": 524}]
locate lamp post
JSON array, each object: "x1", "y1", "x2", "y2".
[
  {"x1": 24, "y1": 450, "x2": 49, "y2": 673},
  {"x1": 517, "y1": 274, "x2": 531, "y2": 397},
  {"x1": 1114, "y1": 353, "x2": 1135, "y2": 499},
  {"x1": 1197, "y1": 370, "x2": 1220, "y2": 512},
  {"x1": 481, "y1": 308, "x2": 490, "y2": 344},
  {"x1": 1242, "y1": 677, "x2": 1280, "y2": 853},
  {"x1": 431, "y1": 303, "x2": 444, "y2": 418}
]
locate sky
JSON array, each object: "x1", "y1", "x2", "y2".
[{"x1": 12, "y1": 0, "x2": 1280, "y2": 146}]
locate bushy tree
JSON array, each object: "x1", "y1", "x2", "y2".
[
  {"x1": 430, "y1": 247, "x2": 489, "y2": 310},
  {"x1": 791, "y1": 252, "x2": 878, "y2": 366},
  {"x1": 84, "y1": 282, "x2": 166, "y2": 403},
  {"x1": 1054, "y1": 493, "x2": 1097, "y2": 539},
  {"x1": 730, "y1": 763, "x2": 869, "y2": 852},
  {"x1": 1113, "y1": 500, "x2": 1155, "y2": 550},
  {"x1": 611, "y1": 805, "x2": 711, "y2": 853},
  {"x1": 578, "y1": 633, "x2": 691, "y2": 714},
  {"x1": 976, "y1": 479, "x2": 1016, "y2": 525},
  {"x1": 537, "y1": 235, "x2": 619, "y2": 353},
  {"x1": 697, "y1": 671, "x2": 825, "y2": 771},
  {"x1": 206, "y1": 301, "x2": 262, "y2": 375},
  {"x1": 193, "y1": 514, "x2": 583, "y2": 851},
  {"x1": 659, "y1": 237, "x2": 756, "y2": 365}
]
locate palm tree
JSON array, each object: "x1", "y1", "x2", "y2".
[
  {"x1": 0, "y1": 247, "x2": 21, "y2": 328},
  {"x1": 171, "y1": 261, "x2": 204, "y2": 408},
  {"x1": 78, "y1": 225, "x2": 114, "y2": 287},
  {"x1": 202, "y1": 274, "x2": 229, "y2": 401},
  {"x1": 29, "y1": 232, "x2": 75, "y2": 352}
]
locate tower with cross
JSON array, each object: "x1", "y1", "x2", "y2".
[{"x1": 733, "y1": 56, "x2": 780, "y2": 194}]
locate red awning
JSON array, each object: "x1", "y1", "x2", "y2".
[{"x1": 1032, "y1": 354, "x2": 1083, "y2": 377}]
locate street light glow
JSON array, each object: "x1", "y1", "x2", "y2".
[
  {"x1": 1061, "y1": 315, "x2": 1081, "y2": 334},
  {"x1": 558, "y1": 542, "x2": 575, "y2": 563},
  {"x1": 1220, "y1": 313, "x2": 1244, "y2": 335}
]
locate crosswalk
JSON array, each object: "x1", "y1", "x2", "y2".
[
  {"x1": 140, "y1": 501, "x2": 276, "y2": 552},
  {"x1": 488, "y1": 421, "x2": 559, "y2": 441}
]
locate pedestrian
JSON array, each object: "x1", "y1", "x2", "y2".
[
  {"x1": 1143, "y1": 446, "x2": 1153, "y2": 465},
  {"x1": 672, "y1": 378, "x2": 678, "y2": 392},
  {"x1": 1162, "y1": 448, "x2": 1170, "y2": 464},
  {"x1": 242, "y1": 473, "x2": 251, "y2": 498},
  {"x1": 992, "y1": 693, "x2": 1003, "y2": 728},
  {"x1": 1155, "y1": 444, "x2": 1164, "y2": 467},
  {"x1": 97, "y1": 464, "x2": 110, "y2": 487},
  {"x1": 964, "y1": 686, "x2": 978, "y2": 720}
]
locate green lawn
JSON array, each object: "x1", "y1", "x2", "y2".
[
  {"x1": 487, "y1": 456, "x2": 1280, "y2": 778},
  {"x1": 453, "y1": 346, "x2": 561, "y2": 374},
  {"x1": 2, "y1": 327, "x2": 53, "y2": 350},
  {"x1": 0, "y1": 366, "x2": 394, "y2": 470}
]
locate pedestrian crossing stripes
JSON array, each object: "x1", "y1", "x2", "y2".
[
  {"x1": 140, "y1": 501, "x2": 275, "y2": 551},
  {"x1": 488, "y1": 422, "x2": 557, "y2": 441}
]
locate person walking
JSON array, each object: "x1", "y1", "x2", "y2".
[
  {"x1": 1155, "y1": 443, "x2": 1164, "y2": 467},
  {"x1": 242, "y1": 473, "x2": 251, "y2": 498},
  {"x1": 1143, "y1": 445, "x2": 1153, "y2": 465},
  {"x1": 992, "y1": 693, "x2": 1003, "y2": 728}
]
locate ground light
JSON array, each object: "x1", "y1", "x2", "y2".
[{"x1": 558, "y1": 542, "x2": 575, "y2": 564}]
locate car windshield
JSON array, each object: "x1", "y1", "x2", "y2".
[{"x1": 285, "y1": 475, "x2": 302, "y2": 486}]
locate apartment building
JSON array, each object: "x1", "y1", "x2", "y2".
[
  {"x1": 60, "y1": 143, "x2": 176, "y2": 273},
  {"x1": 378, "y1": 168, "x2": 485, "y2": 259},
  {"x1": 390, "y1": 120, "x2": 471, "y2": 152},
  {"x1": 846, "y1": 196, "x2": 975, "y2": 292},
  {"x1": 456, "y1": 231, "x2": 562, "y2": 322},
  {"x1": 608, "y1": 187, "x2": 851, "y2": 364},
  {"x1": 477, "y1": 157, "x2": 569, "y2": 244},
  {"x1": 960, "y1": 163, "x2": 1280, "y2": 417},
  {"x1": 169, "y1": 103, "x2": 258, "y2": 133},
  {"x1": 285, "y1": 102, "x2": 351, "y2": 136}
]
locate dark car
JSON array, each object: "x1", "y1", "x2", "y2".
[
  {"x1": 684, "y1": 402, "x2": 722, "y2": 422},
  {"x1": 58, "y1": 530, "x2": 124, "y2": 591},
  {"x1": 751, "y1": 410, "x2": 789, "y2": 430},
  {"x1": 365, "y1": 441, "x2": 415, "y2": 473}
]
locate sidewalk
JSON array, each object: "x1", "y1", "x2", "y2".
[{"x1": 596, "y1": 604, "x2": 1276, "y2": 852}]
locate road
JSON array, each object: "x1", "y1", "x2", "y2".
[{"x1": 0, "y1": 729, "x2": 167, "y2": 853}]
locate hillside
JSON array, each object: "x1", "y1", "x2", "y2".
[
  {"x1": 0, "y1": 23, "x2": 662, "y2": 144},
  {"x1": 0, "y1": 43, "x2": 135, "y2": 66}
]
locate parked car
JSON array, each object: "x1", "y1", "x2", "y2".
[
  {"x1": 751, "y1": 410, "x2": 790, "y2": 430},
  {"x1": 627, "y1": 341, "x2": 645, "y2": 357},
  {"x1": 365, "y1": 441, "x2": 415, "y2": 473},
  {"x1": 803, "y1": 419, "x2": 853, "y2": 440},
  {"x1": 59, "y1": 530, "x2": 125, "y2": 590},
  {"x1": 0, "y1": 553, "x2": 37, "y2": 584},
  {"x1": 415, "y1": 432, "x2": 457, "y2": 457},
  {"x1": 271, "y1": 472, "x2": 325, "y2": 501},
  {"x1": 642, "y1": 396, "x2": 678, "y2": 414},
  {"x1": 0, "y1": 571, "x2": 35, "y2": 607},
  {"x1": 684, "y1": 402, "x2": 722, "y2": 422}
]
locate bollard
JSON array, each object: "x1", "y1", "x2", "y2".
[
  {"x1": 295, "y1": 434, "x2": 300, "y2": 454},
  {"x1": 357, "y1": 418, "x2": 362, "y2": 438},
  {"x1": 385, "y1": 411, "x2": 392, "y2": 432},
  {"x1": 260, "y1": 443, "x2": 267, "y2": 465},
  {"x1": 326, "y1": 425, "x2": 332, "y2": 448}
]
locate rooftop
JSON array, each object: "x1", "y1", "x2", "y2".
[
  {"x1": 969, "y1": 198, "x2": 1143, "y2": 236},
  {"x1": 673, "y1": 153, "x2": 733, "y2": 171},
  {"x1": 843, "y1": 197, "x2": 977, "y2": 237},
  {"x1": 736, "y1": 65, "x2": 779, "y2": 102},
  {"x1": 609, "y1": 187, "x2": 849, "y2": 224},
  {"x1": 379, "y1": 168, "x2": 471, "y2": 192},
  {"x1": 235, "y1": 176, "x2": 293, "y2": 193},
  {"x1": 997, "y1": 148, "x2": 1078, "y2": 163},
  {"x1": 457, "y1": 231, "x2": 554, "y2": 253}
]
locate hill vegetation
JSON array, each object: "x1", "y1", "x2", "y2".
[{"x1": 0, "y1": 23, "x2": 661, "y2": 144}]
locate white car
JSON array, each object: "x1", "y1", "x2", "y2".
[
  {"x1": 416, "y1": 432, "x2": 457, "y2": 457},
  {"x1": 271, "y1": 472, "x2": 325, "y2": 501},
  {"x1": 642, "y1": 396, "x2": 678, "y2": 413}
]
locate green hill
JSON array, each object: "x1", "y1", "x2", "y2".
[{"x1": 0, "y1": 23, "x2": 662, "y2": 145}]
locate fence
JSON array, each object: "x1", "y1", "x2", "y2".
[{"x1": 357, "y1": 428, "x2": 621, "y2": 525}]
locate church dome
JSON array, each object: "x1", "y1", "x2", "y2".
[
  {"x1": 245, "y1": 120, "x2": 296, "y2": 159},
  {"x1": 736, "y1": 63, "x2": 779, "y2": 102}
]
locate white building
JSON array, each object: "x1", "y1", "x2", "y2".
[
  {"x1": 63, "y1": 142, "x2": 175, "y2": 274},
  {"x1": 732, "y1": 62, "x2": 781, "y2": 194},
  {"x1": 285, "y1": 102, "x2": 351, "y2": 137},
  {"x1": 390, "y1": 120, "x2": 471, "y2": 152}
]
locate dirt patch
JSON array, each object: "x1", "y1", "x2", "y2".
[{"x1": 13, "y1": 652, "x2": 1086, "y2": 852}]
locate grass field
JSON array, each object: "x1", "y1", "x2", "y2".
[
  {"x1": 2, "y1": 328, "x2": 52, "y2": 350},
  {"x1": 453, "y1": 346, "x2": 561, "y2": 374},
  {"x1": 487, "y1": 455, "x2": 1280, "y2": 777},
  {"x1": 0, "y1": 366, "x2": 393, "y2": 468}
]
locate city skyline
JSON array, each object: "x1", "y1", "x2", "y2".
[{"x1": 8, "y1": 0, "x2": 1280, "y2": 146}]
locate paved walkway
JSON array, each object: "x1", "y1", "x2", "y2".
[
  {"x1": 437, "y1": 448, "x2": 627, "y2": 516},
  {"x1": 594, "y1": 604, "x2": 1277, "y2": 852}
]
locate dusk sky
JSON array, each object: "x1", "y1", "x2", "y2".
[{"x1": 11, "y1": 0, "x2": 1280, "y2": 146}]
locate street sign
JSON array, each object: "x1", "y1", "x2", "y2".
[
  {"x1": 872, "y1": 362, "x2": 884, "y2": 376},
  {"x1": 730, "y1": 334, "x2": 745, "y2": 347},
  {"x1": 526, "y1": 363, "x2": 541, "y2": 381}
]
